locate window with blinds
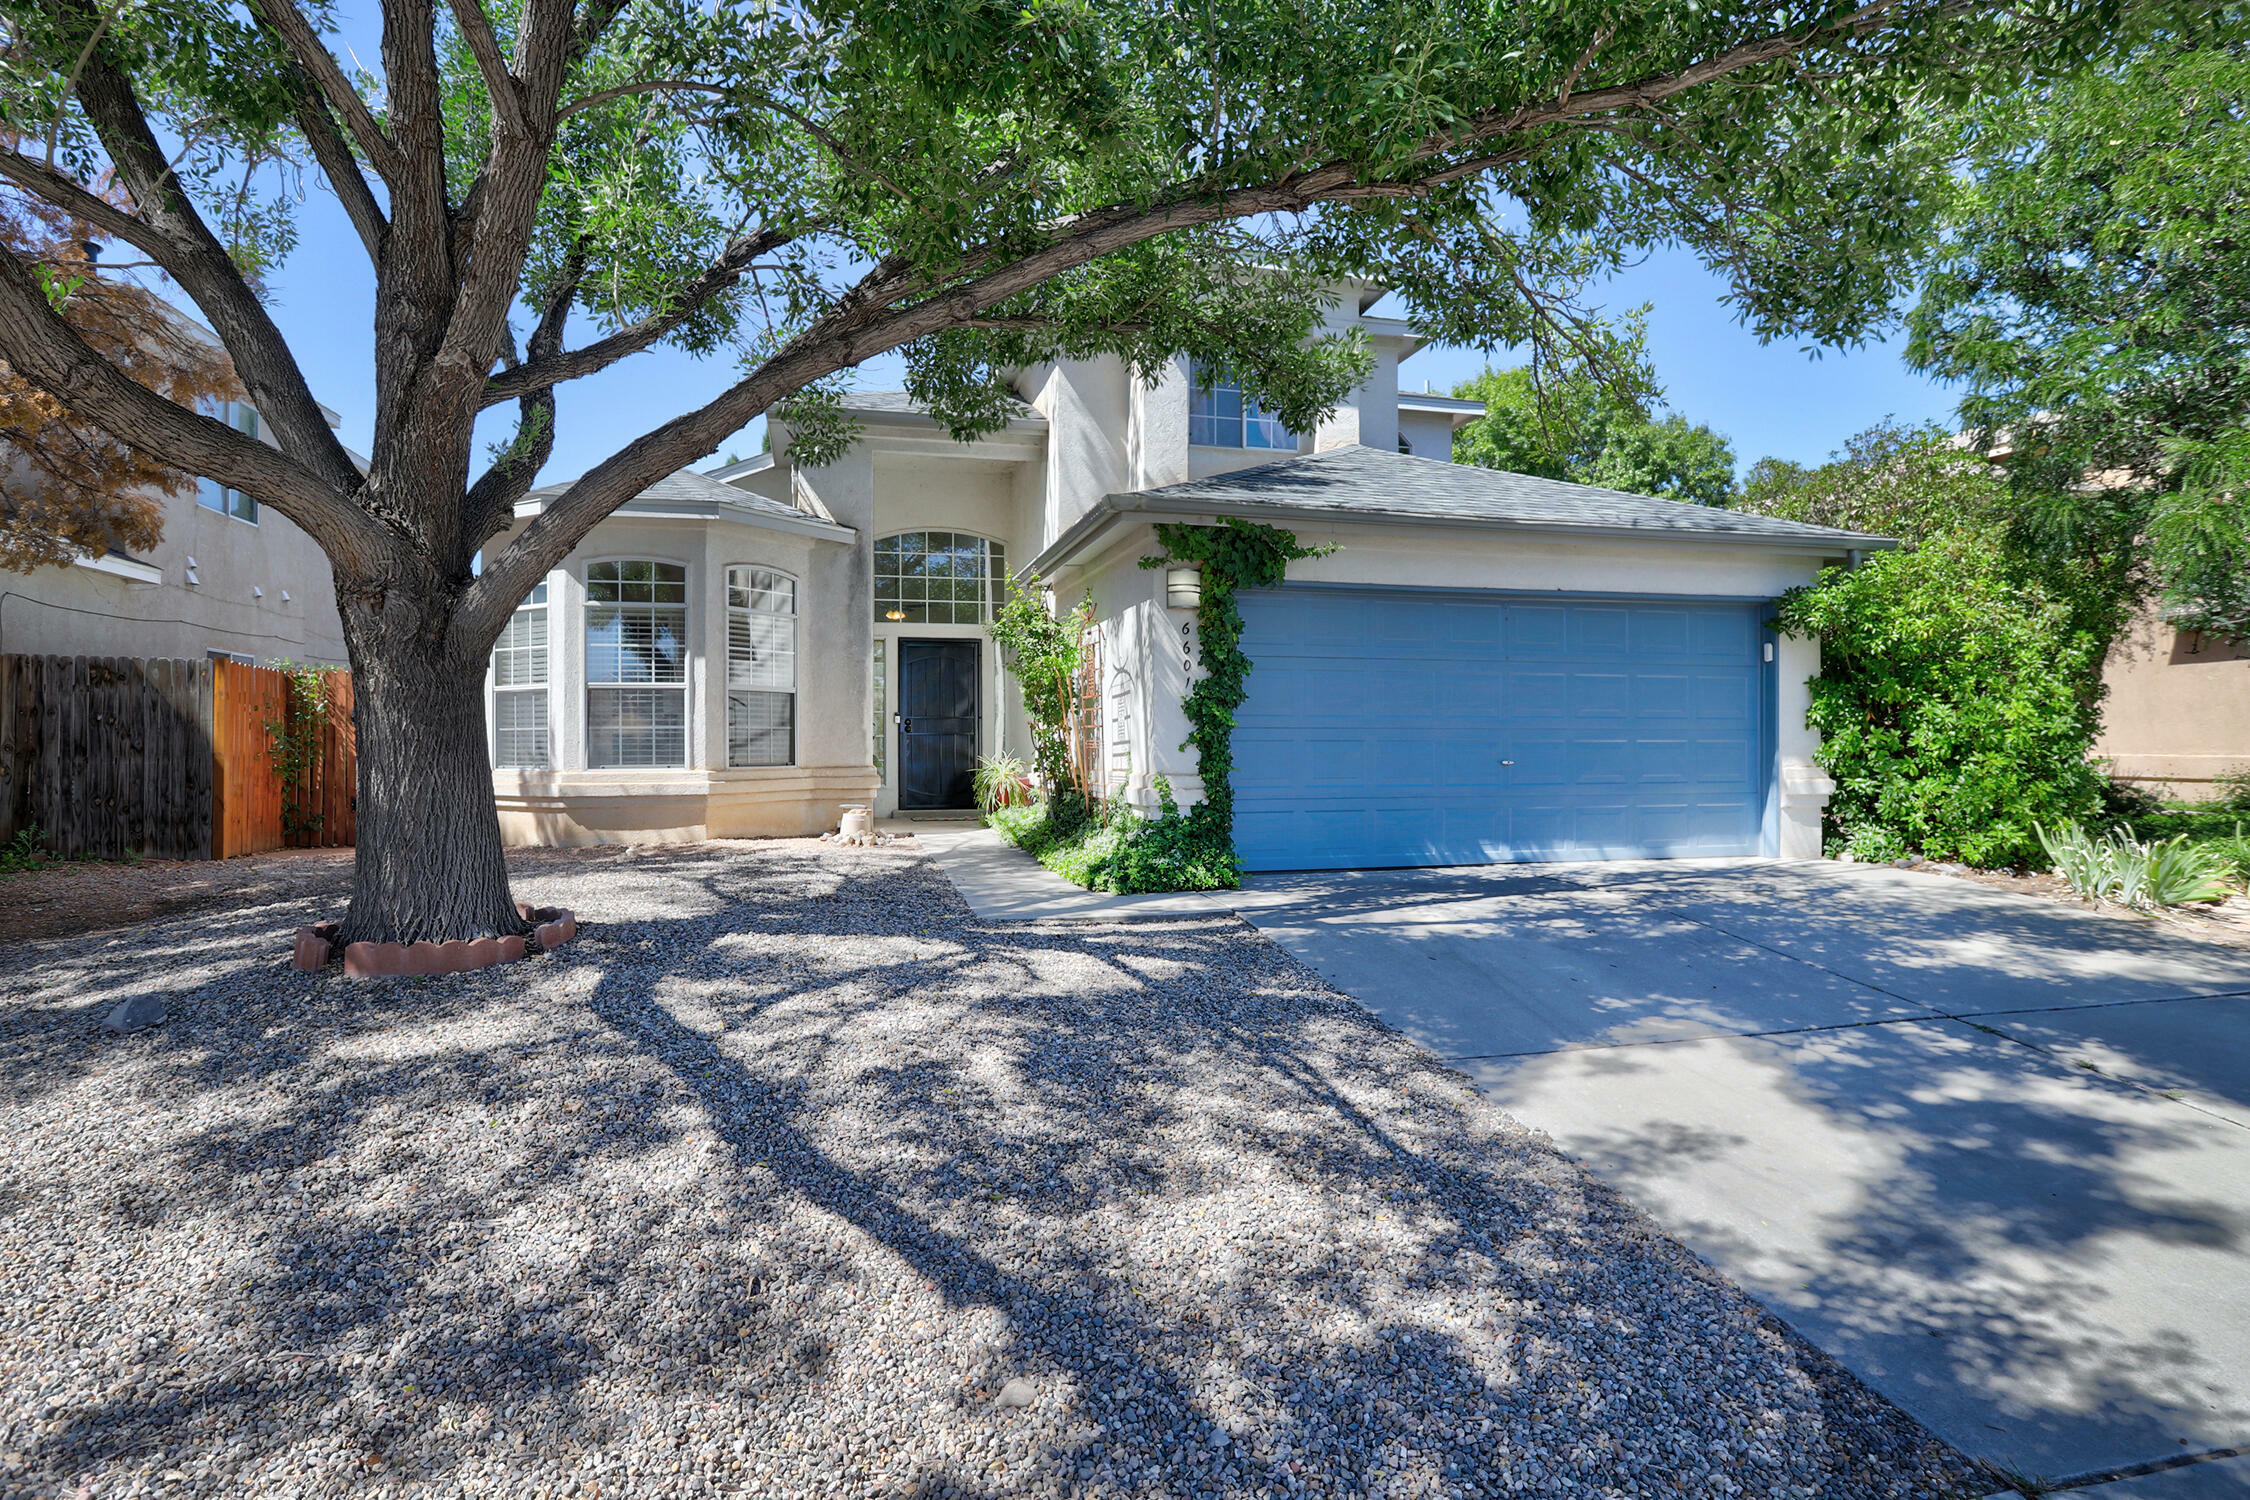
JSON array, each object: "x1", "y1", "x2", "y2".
[
  {"x1": 727, "y1": 565, "x2": 796, "y2": 767},
  {"x1": 491, "y1": 580, "x2": 550, "y2": 767},
  {"x1": 587, "y1": 561, "x2": 688, "y2": 767}
]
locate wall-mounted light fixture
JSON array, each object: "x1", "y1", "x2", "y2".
[
  {"x1": 280, "y1": 589, "x2": 292, "y2": 603},
  {"x1": 252, "y1": 585, "x2": 264, "y2": 599},
  {"x1": 184, "y1": 555, "x2": 199, "y2": 586},
  {"x1": 1165, "y1": 566, "x2": 1202, "y2": 611}
]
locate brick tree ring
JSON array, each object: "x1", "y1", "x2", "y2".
[{"x1": 290, "y1": 903, "x2": 577, "y2": 976}]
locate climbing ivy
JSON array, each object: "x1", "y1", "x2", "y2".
[
  {"x1": 1138, "y1": 517, "x2": 1333, "y2": 855},
  {"x1": 262, "y1": 661, "x2": 332, "y2": 842}
]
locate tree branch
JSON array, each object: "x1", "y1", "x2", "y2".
[
  {"x1": 63, "y1": 13, "x2": 363, "y2": 495},
  {"x1": 478, "y1": 226, "x2": 791, "y2": 407},
  {"x1": 445, "y1": 0, "x2": 527, "y2": 135},
  {"x1": 288, "y1": 91, "x2": 390, "y2": 263},
  {"x1": 555, "y1": 78, "x2": 729, "y2": 122},
  {"x1": 0, "y1": 248, "x2": 381, "y2": 567},
  {"x1": 0, "y1": 149, "x2": 187, "y2": 269},
  {"x1": 460, "y1": 0, "x2": 1920, "y2": 644},
  {"x1": 246, "y1": 0, "x2": 405, "y2": 181}
]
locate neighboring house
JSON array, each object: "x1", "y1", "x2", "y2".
[
  {"x1": 488, "y1": 284, "x2": 1889, "y2": 869},
  {"x1": 0, "y1": 398, "x2": 351, "y2": 668},
  {"x1": 2096, "y1": 608, "x2": 2250, "y2": 800}
]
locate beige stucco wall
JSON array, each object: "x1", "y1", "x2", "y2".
[
  {"x1": 1057, "y1": 519, "x2": 1836, "y2": 859},
  {"x1": 2095, "y1": 607, "x2": 2250, "y2": 799},
  {"x1": 486, "y1": 507, "x2": 876, "y2": 845},
  {"x1": 1, "y1": 478, "x2": 348, "y2": 666}
]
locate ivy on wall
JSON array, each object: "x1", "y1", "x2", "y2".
[{"x1": 1138, "y1": 516, "x2": 1333, "y2": 836}]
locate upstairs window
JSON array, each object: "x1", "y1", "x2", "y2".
[
  {"x1": 196, "y1": 400, "x2": 262, "y2": 522},
  {"x1": 874, "y1": 532, "x2": 1007, "y2": 625},
  {"x1": 727, "y1": 566, "x2": 796, "y2": 767},
  {"x1": 586, "y1": 561, "x2": 688, "y2": 768},
  {"x1": 491, "y1": 581, "x2": 549, "y2": 768},
  {"x1": 1187, "y1": 362, "x2": 1294, "y2": 450}
]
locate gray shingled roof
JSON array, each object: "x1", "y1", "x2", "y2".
[
  {"x1": 1123, "y1": 445, "x2": 1892, "y2": 546},
  {"x1": 526, "y1": 467, "x2": 846, "y2": 535}
]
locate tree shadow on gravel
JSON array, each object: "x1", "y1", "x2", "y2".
[{"x1": 0, "y1": 841, "x2": 1994, "y2": 1500}]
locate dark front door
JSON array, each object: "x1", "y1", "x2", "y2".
[{"x1": 897, "y1": 639, "x2": 980, "y2": 810}]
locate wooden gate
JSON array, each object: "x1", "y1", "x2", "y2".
[{"x1": 0, "y1": 654, "x2": 354, "y2": 860}]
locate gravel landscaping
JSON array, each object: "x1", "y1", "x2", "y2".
[{"x1": 0, "y1": 838, "x2": 1996, "y2": 1499}]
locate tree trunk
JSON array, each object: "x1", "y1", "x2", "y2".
[{"x1": 339, "y1": 588, "x2": 529, "y2": 945}]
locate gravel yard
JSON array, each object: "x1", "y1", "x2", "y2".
[{"x1": 0, "y1": 839, "x2": 1994, "y2": 1500}]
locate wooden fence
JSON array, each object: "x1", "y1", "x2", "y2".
[{"x1": 0, "y1": 654, "x2": 354, "y2": 860}]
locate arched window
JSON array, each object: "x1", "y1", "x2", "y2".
[
  {"x1": 586, "y1": 560, "x2": 688, "y2": 768},
  {"x1": 874, "y1": 532, "x2": 1007, "y2": 625},
  {"x1": 727, "y1": 566, "x2": 796, "y2": 767}
]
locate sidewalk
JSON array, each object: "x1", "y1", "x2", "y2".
[{"x1": 902, "y1": 821, "x2": 1237, "y2": 922}]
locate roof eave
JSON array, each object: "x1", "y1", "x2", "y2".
[{"x1": 1026, "y1": 491, "x2": 1896, "y2": 578}]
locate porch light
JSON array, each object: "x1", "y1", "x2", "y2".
[{"x1": 1165, "y1": 566, "x2": 1202, "y2": 611}]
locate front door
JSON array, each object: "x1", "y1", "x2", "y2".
[{"x1": 897, "y1": 638, "x2": 980, "y2": 809}]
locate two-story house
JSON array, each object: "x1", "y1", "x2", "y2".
[
  {"x1": 2, "y1": 398, "x2": 352, "y2": 668},
  {"x1": 485, "y1": 288, "x2": 1883, "y2": 871}
]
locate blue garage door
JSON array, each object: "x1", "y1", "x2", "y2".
[{"x1": 1231, "y1": 587, "x2": 1771, "y2": 871}]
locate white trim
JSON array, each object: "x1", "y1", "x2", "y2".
[{"x1": 73, "y1": 552, "x2": 162, "y2": 585}]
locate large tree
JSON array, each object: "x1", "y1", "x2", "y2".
[
  {"x1": 0, "y1": 0, "x2": 2112, "y2": 944},
  {"x1": 1906, "y1": 26, "x2": 2250, "y2": 636}
]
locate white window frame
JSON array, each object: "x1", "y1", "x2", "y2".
[
  {"x1": 585, "y1": 559, "x2": 690, "y2": 769},
  {"x1": 490, "y1": 581, "x2": 550, "y2": 768},
  {"x1": 872, "y1": 531, "x2": 1008, "y2": 626},
  {"x1": 726, "y1": 564, "x2": 797, "y2": 768},
  {"x1": 1187, "y1": 361, "x2": 1294, "y2": 451}
]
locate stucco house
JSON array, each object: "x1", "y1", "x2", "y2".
[
  {"x1": 2095, "y1": 609, "x2": 2250, "y2": 801},
  {"x1": 1, "y1": 397, "x2": 351, "y2": 668},
  {"x1": 486, "y1": 288, "x2": 1887, "y2": 869}
]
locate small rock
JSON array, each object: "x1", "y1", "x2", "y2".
[
  {"x1": 994, "y1": 1378, "x2": 1037, "y2": 1409},
  {"x1": 100, "y1": 994, "x2": 166, "y2": 1034}
]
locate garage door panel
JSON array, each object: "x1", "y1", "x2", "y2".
[
  {"x1": 1572, "y1": 673, "x2": 1633, "y2": 718},
  {"x1": 1232, "y1": 588, "x2": 1770, "y2": 872}
]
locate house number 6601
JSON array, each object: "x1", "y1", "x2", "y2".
[{"x1": 1180, "y1": 620, "x2": 1196, "y2": 672}]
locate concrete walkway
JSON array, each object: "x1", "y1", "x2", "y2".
[
  {"x1": 907, "y1": 821, "x2": 1235, "y2": 922},
  {"x1": 1236, "y1": 858, "x2": 2250, "y2": 1495}
]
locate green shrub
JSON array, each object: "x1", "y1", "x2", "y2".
[
  {"x1": 988, "y1": 779, "x2": 1238, "y2": 893},
  {"x1": 1776, "y1": 533, "x2": 2111, "y2": 869}
]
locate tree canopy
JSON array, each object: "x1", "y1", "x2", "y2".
[
  {"x1": 1906, "y1": 27, "x2": 2250, "y2": 636},
  {"x1": 0, "y1": 0, "x2": 2129, "y2": 942},
  {"x1": 1449, "y1": 327, "x2": 1739, "y2": 506}
]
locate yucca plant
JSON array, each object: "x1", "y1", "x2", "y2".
[
  {"x1": 2038, "y1": 823, "x2": 2234, "y2": 909},
  {"x1": 973, "y1": 754, "x2": 1038, "y2": 814}
]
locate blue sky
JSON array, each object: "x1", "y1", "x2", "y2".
[{"x1": 253, "y1": 176, "x2": 1963, "y2": 486}]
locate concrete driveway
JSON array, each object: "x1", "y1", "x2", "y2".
[{"x1": 1235, "y1": 859, "x2": 2250, "y2": 1495}]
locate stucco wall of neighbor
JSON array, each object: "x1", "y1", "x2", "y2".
[
  {"x1": 2095, "y1": 607, "x2": 2250, "y2": 799},
  {"x1": 0, "y1": 480, "x2": 349, "y2": 665},
  {"x1": 1057, "y1": 518, "x2": 1836, "y2": 854}
]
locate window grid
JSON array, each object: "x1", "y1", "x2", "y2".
[
  {"x1": 1187, "y1": 362, "x2": 1294, "y2": 450},
  {"x1": 727, "y1": 565, "x2": 796, "y2": 768},
  {"x1": 873, "y1": 532, "x2": 1007, "y2": 625},
  {"x1": 587, "y1": 561, "x2": 688, "y2": 768},
  {"x1": 491, "y1": 581, "x2": 550, "y2": 768},
  {"x1": 195, "y1": 401, "x2": 262, "y2": 522}
]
